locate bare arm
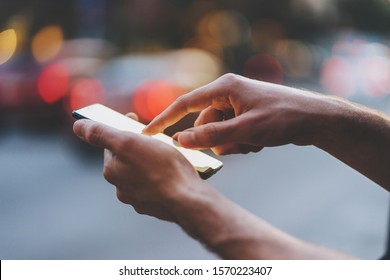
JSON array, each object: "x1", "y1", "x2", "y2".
[
  {"x1": 144, "y1": 74, "x2": 390, "y2": 191},
  {"x1": 312, "y1": 99, "x2": 390, "y2": 191},
  {"x1": 172, "y1": 183, "x2": 354, "y2": 259}
]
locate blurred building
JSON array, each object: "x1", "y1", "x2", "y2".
[{"x1": 1, "y1": 0, "x2": 389, "y2": 122}]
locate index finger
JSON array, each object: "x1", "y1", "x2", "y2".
[{"x1": 143, "y1": 83, "x2": 216, "y2": 135}]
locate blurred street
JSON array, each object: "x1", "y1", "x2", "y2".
[
  {"x1": 1, "y1": 0, "x2": 390, "y2": 260},
  {"x1": 0, "y1": 124, "x2": 388, "y2": 259}
]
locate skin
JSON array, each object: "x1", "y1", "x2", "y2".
[
  {"x1": 74, "y1": 73, "x2": 390, "y2": 259},
  {"x1": 144, "y1": 74, "x2": 390, "y2": 191}
]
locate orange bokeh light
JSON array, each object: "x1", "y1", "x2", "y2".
[
  {"x1": 132, "y1": 80, "x2": 185, "y2": 122},
  {"x1": 32, "y1": 25, "x2": 63, "y2": 63},
  {"x1": 69, "y1": 79, "x2": 105, "y2": 110},
  {"x1": 37, "y1": 63, "x2": 69, "y2": 104}
]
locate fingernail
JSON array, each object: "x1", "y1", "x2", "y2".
[
  {"x1": 73, "y1": 119, "x2": 86, "y2": 137},
  {"x1": 142, "y1": 126, "x2": 153, "y2": 135},
  {"x1": 179, "y1": 131, "x2": 195, "y2": 147}
]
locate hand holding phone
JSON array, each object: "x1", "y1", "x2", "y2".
[{"x1": 72, "y1": 104, "x2": 223, "y2": 179}]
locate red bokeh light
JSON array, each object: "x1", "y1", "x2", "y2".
[
  {"x1": 243, "y1": 54, "x2": 284, "y2": 84},
  {"x1": 69, "y1": 79, "x2": 105, "y2": 110},
  {"x1": 132, "y1": 80, "x2": 186, "y2": 122},
  {"x1": 37, "y1": 63, "x2": 69, "y2": 104}
]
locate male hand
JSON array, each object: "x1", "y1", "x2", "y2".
[
  {"x1": 73, "y1": 115, "x2": 205, "y2": 222},
  {"x1": 144, "y1": 74, "x2": 330, "y2": 155}
]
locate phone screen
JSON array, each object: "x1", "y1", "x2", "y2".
[{"x1": 72, "y1": 104, "x2": 223, "y2": 179}]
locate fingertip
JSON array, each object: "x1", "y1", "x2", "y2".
[
  {"x1": 73, "y1": 119, "x2": 88, "y2": 138},
  {"x1": 141, "y1": 126, "x2": 153, "y2": 135},
  {"x1": 142, "y1": 122, "x2": 159, "y2": 135},
  {"x1": 172, "y1": 132, "x2": 179, "y2": 141},
  {"x1": 125, "y1": 112, "x2": 139, "y2": 121}
]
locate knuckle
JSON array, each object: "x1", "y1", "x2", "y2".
[
  {"x1": 116, "y1": 191, "x2": 148, "y2": 216},
  {"x1": 219, "y1": 73, "x2": 241, "y2": 88},
  {"x1": 202, "y1": 123, "x2": 219, "y2": 146},
  {"x1": 133, "y1": 206, "x2": 147, "y2": 215},
  {"x1": 212, "y1": 73, "x2": 242, "y2": 98},
  {"x1": 114, "y1": 133, "x2": 135, "y2": 155},
  {"x1": 85, "y1": 123, "x2": 104, "y2": 145},
  {"x1": 103, "y1": 165, "x2": 116, "y2": 184},
  {"x1": 252, "y1": 146, "x2": 263, "y2": 153},
  {"x1": 116, "y1": 190, "x2": 130, "y2": 204},
  {"x1": 174, "y1": 94, "x2": 189, "y2": 110}
]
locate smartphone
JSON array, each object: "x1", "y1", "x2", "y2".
[{"x1": 72, "y1": 104, "x2": 223, "y2": 179}]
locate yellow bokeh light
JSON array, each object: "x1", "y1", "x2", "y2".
[
  {"x1": 32, "y1": 25, "x2": 64, "y2": 63},
  {"x1": 167, "y1": 48, "x2": 222, "y2": 88},
  {"x1": 0, "y1": 29, "x2": 17, "y2": 65}
]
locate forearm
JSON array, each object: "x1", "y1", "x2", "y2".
[
  {"x1": 312, "y1": 96, "x2": 390, "y2": 191},
  {"x1": 170, "y1": 181, "x2": 354, "y2": 259}
]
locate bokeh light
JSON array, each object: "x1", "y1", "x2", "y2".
[
  {"x1": 320, "y1": 34, "x2": 390, "y2": 98},
  {"x1": 167, "y1": 48, "x2": 221, "y2": 89},
  {"x1": 69, "y1": 79, "x2": 105, "y2": 110},
  {"x1": 274, "y1": 40, "x2": 313, "y2": 80},
  {"x1": 320, "y1": 57, "x2": 356, "y2": 98},
  {"x1": 0, "y1": 29, "x2": 17, "y2": 65},
  {"x1": 37, "y1": 64, "x2": 69, "y2": 104},
  {"x1": 1, "y1": 0, "x2": 390, "y2": 262},
  {"x1": 360, "y1": 56, "x2": 390, "y2": 97},
  {"x1": 60, "y1": 38, "x2": 116, "y2": 59},
  {"x1": 184, "y1": 35, "x2": 223, "y2": 57},
  {"x1": 132, "y1": 80, "x2": 185, "y2": 122},
  {"x1": 32, "y1": 25, "x2": 64, "y2": 63},
  {"x1": 243, "y1": 54, "x2": 284, "y2": 84}
]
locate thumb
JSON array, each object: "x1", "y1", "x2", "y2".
[
  {"x1": 73, "y1": 119, "x2": 120, "y2": 152},
  {"x1": 177, "y1": 117, "x2": 243, "y2": 149}
]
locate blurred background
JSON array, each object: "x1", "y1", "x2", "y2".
[{"x1": 1, "y1": 0, "x2": 390, "y2": 259}]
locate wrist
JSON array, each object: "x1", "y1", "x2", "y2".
[
  {"x1": 305, "y1": 94, "x2": 352, "y2": 148},
  {"x1": 166, "y1": 180, "x2": 243, "y2": 249},
  {"x1": 310, "y1": 97, "x2": 390, "y2": 190},
  {"x1": 311, "y1": 95, "x2": 375, "y2": 149},
  {"x1": 165, "y1": 180, "x2": 284, "y2": 259}
]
